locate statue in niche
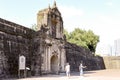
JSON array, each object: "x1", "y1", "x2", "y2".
[{"x1": 51, "y1": 16, "x2": 57, "y2": 38}]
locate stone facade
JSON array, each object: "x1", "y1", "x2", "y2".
[
  {"x1": 0, "y1": 18, "x2": 35, "y2": 78},
  {"x1": 65, "y1": 42, "x2": 105, "y2": 71},
  {"x1": 33, "y1": 1, "x2": 66, "y2": 75},
  {"x1": 0, "y1": 1, "x2": 105, "y2": 79}
]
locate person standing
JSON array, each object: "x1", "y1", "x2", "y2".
[
  {"x1": 65, "y1": 63, "x2": 70, "y2": 77},
  {"x1": 79, "y1": 62, "x2": 86, "y2": 76}
]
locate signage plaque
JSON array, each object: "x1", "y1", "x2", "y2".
[{"x1": 19, "y1": 55, "x2": 26, "y2": 70}]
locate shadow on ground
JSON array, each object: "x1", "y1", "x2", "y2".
[{"x1": 4, "y1": 71, "x2": 97, "y2": 80}]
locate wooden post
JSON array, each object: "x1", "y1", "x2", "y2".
[
  {"x1": 18, "y1": 69, "x2": 20, "y2": 78},
  {"x1": 18, "y1": 54, "x2": 20, "y2": 78},
  {"x1": 24, "y1": 69, "x2": 26, "y2": 78}
]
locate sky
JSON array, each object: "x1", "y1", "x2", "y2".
[{"x1": 0, "y1": 0, "x2": 120, "y2": 50}]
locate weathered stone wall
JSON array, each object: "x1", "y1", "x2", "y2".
[
  {"x1": 65, "y1": 42, "x2": 105, "y2": 71},
  {"x1": 31, "y1": 29, "x2": 46, "y2": 76},
  {"x1": 0, "y1": 18, "x2": 35, "y2": 78},
  {"x1": 103, "y1": 56, "x2": 120, "y2": 69}
]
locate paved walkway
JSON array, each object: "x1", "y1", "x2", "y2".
[{"x1": 5, "y1": 69, "x2": 120, "y2": 80}]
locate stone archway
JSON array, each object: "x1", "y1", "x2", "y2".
[{"x1": 51, "y1": 55, "x2": 58, "y2": 73}]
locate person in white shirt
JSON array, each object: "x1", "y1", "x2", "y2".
[
  {"x1": 65, "y1": 63, "x2": 70, "y2": 77},
  {"x1": 79, "y1": 62, "x2": 86, "y2": 76}
]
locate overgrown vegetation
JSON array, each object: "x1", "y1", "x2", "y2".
[{"x1": 64, "y1": 28, "x2": 99, "y2": 53}]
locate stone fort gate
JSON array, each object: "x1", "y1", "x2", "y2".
[{"x1": 32, "y1": 1, "x2": 66, "y2": 75}]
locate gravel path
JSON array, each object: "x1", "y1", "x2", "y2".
[{"x1": 4, "y1": 69, "x2": 120, "y2": 80}]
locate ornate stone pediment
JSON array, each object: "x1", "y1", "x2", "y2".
[
  {"x1": 52, "y1": 50, "x2": 58, "y2": 56},
  {"x1": 45, "y1": 38, "x2": 52, "y2": 46}
]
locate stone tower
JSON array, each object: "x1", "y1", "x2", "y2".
[
  {"x1": 37, "y1": 1, "x2": 64, "y2": 39},
  {"x1": 34, "y1": 1, "x2": 66, "y2": 74}
]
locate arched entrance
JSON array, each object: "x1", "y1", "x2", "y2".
[{"x1": 51, "y1": 55, "x2": 58, "y2": 73}]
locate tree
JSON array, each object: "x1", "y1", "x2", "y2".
[
  {"x1": 63, "y1": 29, "x2": 70, "y2": 40},
  {"x1": 64, "y1": 28, "x2": 99, "y2": 52},
  {"x1": 85, "y1": 30, "x2": 99, "y2": 52},
  {"x1": 31, "y1": 24, "x2": 38, "y2": 31}
]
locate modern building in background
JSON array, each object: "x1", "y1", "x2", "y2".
[
  {"x1": 96, "y1": 38, "x2": 120, "y2": 56},
  {"x1": 114, "y1": 39, "x2": 120, "y2": 56},
  {"x1": 96, "y1": 43, "x2": 112, "y2": 56}
]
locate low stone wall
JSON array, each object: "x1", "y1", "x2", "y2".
[
  {"x1": 103, "y1": 56, "x2": 120, "y2": 69},
  {"x1": 65, "y1": 42, "x2": 105, "y2": 71}
]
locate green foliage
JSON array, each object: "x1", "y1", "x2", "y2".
[
  {"x1": 95, "y1": 53, "x2": 101, "y2": 57},
  {"x1": 31, "y1": 24, "x2": 38, "y2": 31},
  {"x1": 64, "y1": 29, "x2": 70, "y2": 40},
  {"x1": 64, "y1": 28, "x2": 99, "y2": 52}
]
